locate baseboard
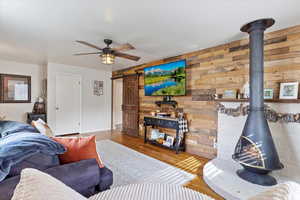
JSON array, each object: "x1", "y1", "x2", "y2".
[{"x1": 81, "y1": 129, "x2": 112, "y2": 135}]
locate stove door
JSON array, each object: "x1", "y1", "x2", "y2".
[{"x1": 233, "y1": 136, "x2": 265, "y2": 169}]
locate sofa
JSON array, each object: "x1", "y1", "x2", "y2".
[{"x1": 0, "y1": 152, "x2": 113, "y2": 200}]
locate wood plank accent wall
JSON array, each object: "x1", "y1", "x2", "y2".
[{"x1": 113, "y1": 25, "x2": 300, "y2": 159}]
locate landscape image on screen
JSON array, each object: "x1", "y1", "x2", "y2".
[{"x1": 144, "y1": 60, "x2": 186, "y2": 96}]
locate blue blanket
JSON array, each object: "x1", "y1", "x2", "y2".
[{"x1": 0, "y1": 121, "x2": 66, "y2": 182}]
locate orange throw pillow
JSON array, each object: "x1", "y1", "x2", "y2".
[{"x1": 52, "y1": 136, "x2": 104, "y2": 168}]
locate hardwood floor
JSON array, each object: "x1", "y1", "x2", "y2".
[{"x1": 86, "y1": 130, "x2": 224, "y2": 200}]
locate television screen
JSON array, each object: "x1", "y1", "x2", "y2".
[{"x1": 144, "y1": 60, "x2": 186, "y2": 96}]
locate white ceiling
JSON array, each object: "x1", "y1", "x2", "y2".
[{"x1": 0, "y1": 0, "x2": 300, "y2": 71}]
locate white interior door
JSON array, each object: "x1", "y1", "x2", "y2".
[{"x1": 55, "y1": 74, "x2": 81, "y2": 135}]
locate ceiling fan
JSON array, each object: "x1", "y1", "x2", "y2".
[{"x1": 74, "y1": 39, "x2": 140, "y2": 64}]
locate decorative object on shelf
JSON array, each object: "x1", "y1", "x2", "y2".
[
  {"x1": 264, "y1": 88, "x2": 274, "y2": 99},
  {"x1": 177, "y1": 112, "x2": 184, "y2": 119},
  {"x1": 150, "y1": 111, "x2": 156, "y2": 116},
  {"x1": 93, "y1": 80, "x2": 104, "y2": 96},
  {"x1": 214, "y1": 94, "x2": 223, "y2": 100},
  {"x1": 32, "y1": 97, "x2": 46, "y2": 114},
  {"x1": 0, "y1": 74, "x2": 31, "y2": 103},
  {"x1": 165, "y1": 135, "x2": 175, "y2": 146},
  {"x1": 0, "y1": 115, "x2": 5, "y2": 121},
  {"x1": 279, "y1": 82, "x2": 299, "y2": 99},
  {"x1": 170, "y1": 111, "x2": 176, "y2": 118},
  {"x1": 158, "y1": 132, "x2": 165, "y2": 139},
  {"x1": 217, "y1": 103, "x2": 300, "y2": 123},
  {"x1": 150, "y1": 129, "x2": 160, "y2": 140},
  {"x1": 223, "y1": 90, "x2": 237, "y2": 99},
  {"x1": 163, "y1": 140, "x2": 171, "y2": 147},
  {"x1": 239, "y1": 93, "x2": 245, "y2": 99},
  {"x1": 156, "y1": 138, "x2": 164, "y2": 144},
  {"x1": 242, "y1": 82, "x2": 250, "y2": 99}
]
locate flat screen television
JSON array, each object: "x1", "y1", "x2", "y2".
[{"x1": 144, "y1": 60, "x2": 186, "y2": 96}]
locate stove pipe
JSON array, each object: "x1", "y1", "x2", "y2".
[{"x1": 232, "y1": 19, "x2": 283, "y2": 186}]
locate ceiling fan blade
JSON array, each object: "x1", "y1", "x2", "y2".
[
  {"x1": 73, "y1": 52, "x2": 102, "y2": 56},
  {"x1": 76, "y1": 40, "x2": 103, "y2": 51},
  {"x1": 112, "y1": 43, "x2": 135, "y2": 52},
  {"x1": 114, "y1": 52, "x2": 140, "y2": 61}
]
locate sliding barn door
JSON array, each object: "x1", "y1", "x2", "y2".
[{"x1": 122, "y1": 75, "x2": 139, "y2": 136}]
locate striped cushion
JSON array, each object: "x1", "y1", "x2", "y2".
[
  {"x1": 12, "y1": 168, "x2": 87, "y2": 200},
  {"x1": 90, "y1": 184, "x2": 214, "y2": 200}
]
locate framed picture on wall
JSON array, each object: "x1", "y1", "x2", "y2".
[
  {"x1": 264, "y1": 88, "x2": 274, "y2": 99},
  {"x1": 93, "y1": 80, "x2": 103, "y2": 96},
  {"x1": 0, "y1": 74, "x2": 31, "y2": 103},
  {"x1": 223, "y1": 89, "x2": 237, "y2": 99},
  {"x1": 279, "y1": 82, "x2": 299, "y2": 99}
]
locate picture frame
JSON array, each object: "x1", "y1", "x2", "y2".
[
  {"x1": 163, "y1": 141, "x2": 171, "y2": 147},
  {"x1": 93, "y1": 80, "x2": 103, "y2": 96},
  {"x1": 279, "y1": 82, "x2": 299, "y2": 99},
  {"x1": 150, "y1": 129, "x2": 160, "y2": 140},
  {"x1": 264, "y1": 88, "x2": 274, "y2": 99},
  {"x1": 223, "y1": 89, "x2": 237, "y2": 99},
  {"x1": 166, "y1": 135, "x2": 174, "y2": 146},
  {"x1": 158, "y1": 132, "x2": 165, "y2": 139},
  {"x1": 0, "y1": 74, "x2": 31, "y2": 103}
]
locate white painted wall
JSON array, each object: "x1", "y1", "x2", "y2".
[
  {"x1": 47, "y1": 63, "x2": 111, "y2": 134},
  {"x1": 113, "y1": 79, "x2": 123, "y2": 129},
  {"x1": 218, "y1": 102, "x2": 300, "y2": 182},
  {"x1": 0, "y1": 59, "x2": 45, "y2": 122}
]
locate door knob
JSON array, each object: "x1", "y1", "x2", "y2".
[{"x1": 55, "y1": 107, "x2": 59, "y2": 110}]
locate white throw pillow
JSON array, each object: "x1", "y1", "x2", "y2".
[
  {"x1": 248, "y1": 181, "x2": 300, "y2": 200},
  {"x1": 31, "y1": 118, "x2": 53, "y2": 137},
  {"x1": 12, "y1": 168, "x2": 87, "y2": 200}
]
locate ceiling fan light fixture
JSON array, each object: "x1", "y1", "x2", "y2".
[{"x1": 101, "y1": 53, "x2": 115, "y2": 64}]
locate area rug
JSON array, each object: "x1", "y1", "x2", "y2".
[{"x1": 96, "y1": 140, "x2": 195, "y2": 188}]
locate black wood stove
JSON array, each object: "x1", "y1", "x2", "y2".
[{"x1": 232, "y1": 18, "x2": 284, "y2": 186}]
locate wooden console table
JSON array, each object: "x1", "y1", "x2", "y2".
[{"x1": 143, "y1": 116, "x2": 185, "y2": 154}]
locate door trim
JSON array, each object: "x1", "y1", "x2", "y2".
[{"x1": 54, "y1": 72, "x2": 82, "y2": 135}]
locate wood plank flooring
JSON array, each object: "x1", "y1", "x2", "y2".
[{"x1": 86, "y1": 130, "x2": 224, "y2": 200}]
